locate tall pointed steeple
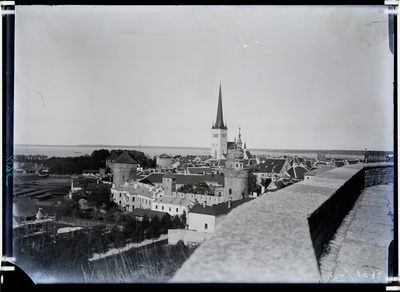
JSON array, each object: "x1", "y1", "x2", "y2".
[
  {"x1": 212, "y1": 82, "x2": 227, "y2": 129},
  {"x1": 236, "y1": 125, "x2": 242, "y2": 149}
]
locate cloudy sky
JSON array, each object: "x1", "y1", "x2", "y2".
[{"x1": 13, "y1": 5, "x2": 394, "y2": 151}]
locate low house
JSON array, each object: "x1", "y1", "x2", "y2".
[{"x1": 13, "y1": 197, "x2": 39, "y2": 225}]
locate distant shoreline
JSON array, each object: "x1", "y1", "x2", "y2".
[
  {"x1": 14, "y1": 144, "x2": 210, "y2": 149},
  {"x1": 13, "y1": 144, "x2": 392, "y2": 153}
]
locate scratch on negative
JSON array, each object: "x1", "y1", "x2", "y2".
[{"x1": 32, "y1": 89, "x2": 45, "y2": 107}]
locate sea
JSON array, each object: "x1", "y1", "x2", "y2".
[{"x1": 12, "y1": 144, "x2": 376, "y2": 161}]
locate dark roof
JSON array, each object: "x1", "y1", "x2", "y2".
[
  {"x1": 190, "y1": 198, "x2": 252, "y2": 216},
  {"x1": 163, "y1": 171, "x2": 176, "y2": 179},
  {"x1": 290, "y1": 157, "x2": 305, "y2": 165},
  {"x1": 333, "y1": 160, "x2": 346, "y2": 167},
  {"x1": 106, "y1": 152, "x2": 119, "y2": 161},
  {"x1": 252, "y1": 158, "x2": 288, "y2": 173},
  {"x1": 131, "y1": 208, "x2": 170, "y2": 219},
  {"x1": 175, "y1": 173, "x2": 224, "y2": 186},
  {"x1": 85, "y1": 182, "x2": 111, "y2": 191},
  {"x1": 114, "y1": 151, "x2": 138, "y2": 164},
  {"x1": 139, "y1": 173, "x2": 166, "y2": 185},
  {"x1": 139, "y1": 172, "x2": 225, "y2": 186},
  {"x1": 286, "y1": 165, "x2": 309, "y2": 180},
  {"x1": 212, "y1": 83, "x2": 227, "y2": 129},
  {"x1": 158, "y1": 153, "x2": 172, "y2": 159},
  {"x1": 187, "y1": 167, "x2": 213, "y2": 174},
  {"x1": 244, "y1": 151, "x2": 252, "y2": 159}
]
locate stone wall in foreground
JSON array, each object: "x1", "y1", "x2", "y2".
[{"x1": 170, "y1": 163, "x2": 394, "y2": 283}]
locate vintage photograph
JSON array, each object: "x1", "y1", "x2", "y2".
[{"x1": 4, "y1": 4, "x2": 396, "y2": 286}]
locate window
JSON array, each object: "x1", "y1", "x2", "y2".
[
  {"x1": 204, "y1": 223, "x2": 208, "y2": 230},
  {"x1": 156, "y1": 205, "x2": 158, "y2": 209},
  {"x1": 169, "y1": 207, "x2": 171, "y2": 211},
  {"x1": 229, "y1": 189, "x2": 232, "y2": 195},
  {"x1": 162, "y1": 206, "x2": 164, "y2": 210},
  {"x1": 176, "y1": 208, "x2": 178, "y2": 212},
  {"x1": 214, "y1": 134, "x2": 218, "y2": 138}
]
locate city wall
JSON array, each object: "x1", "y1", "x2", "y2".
[{"x1": 171, "y1": 162, "x2": 394, "y2": 283}]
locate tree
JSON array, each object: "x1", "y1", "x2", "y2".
[
  {"x1": 91, "y1": 149, "x2": 111, "y2": 168},
  {"x1": 108, "y1": 225, "x2": 125, "y2": 248},
  {"x1": 196, "y1": 182, "x2": 212, "y2": 194},
  {"x1": 88, "y1": 187, "x2": 115, "y2": 210},
  {"x1": 249, "y1": 173, "x2": 260, "y2": 195},
  {"x1": 177, "y1": 184, "x2": 196, "y2": 193}
]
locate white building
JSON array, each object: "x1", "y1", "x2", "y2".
[
  {"x1": 111, "y1": 181, "x2": 164, "y2": 212},
  {"x1": 151, "y1": 196, "x2": 195, "y2": 217},
  {"x1": 175, "y1": 192, "x2": 225, "y2": 206}
]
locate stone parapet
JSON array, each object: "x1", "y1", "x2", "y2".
[{"x1": 170, "y1": 163, "x2": 394, "y2": 283}]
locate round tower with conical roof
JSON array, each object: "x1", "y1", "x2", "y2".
[{"x1": 112, "y1": 151, "x2": 138, "y2": 187}]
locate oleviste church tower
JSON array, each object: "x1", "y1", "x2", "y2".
[{"x1": 211, "y1": 83, "x2": 228, "y2": 159}]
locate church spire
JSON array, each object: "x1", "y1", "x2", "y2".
[
  {"x1": 212, "y1": 82, "x2": 227, "y2": 129},
  {"x1": 236, "y1": 125, "x2": 243, "y2": 149}
]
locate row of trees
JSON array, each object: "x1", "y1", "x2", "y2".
[{"x1": 15, "y1": 149, "x2": 157, "y2": 175}]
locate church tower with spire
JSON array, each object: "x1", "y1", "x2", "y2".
[{"x1": 211, "y1": 83, "x2": 228, "y2": 159}]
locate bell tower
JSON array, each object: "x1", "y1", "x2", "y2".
[{"x1": 211, "y1": 82, "x2": 228, "y2": 159}]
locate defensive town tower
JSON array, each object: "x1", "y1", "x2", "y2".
[{"x1": 223, "y1": 127, "x2": 250, "y2": 202}]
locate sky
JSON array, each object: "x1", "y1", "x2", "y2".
[{"x1": 13, "y1": 5, "x2": 395, "y2": 151}]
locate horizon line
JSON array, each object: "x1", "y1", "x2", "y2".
[{"x1": 13, "y1": 144, "x2": 393, "y2": 153}]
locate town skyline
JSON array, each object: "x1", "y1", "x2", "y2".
[{"x1": 13, "y1": 5, "x2": 394, "y2": 151}]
